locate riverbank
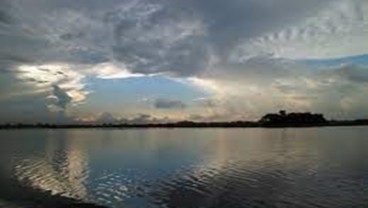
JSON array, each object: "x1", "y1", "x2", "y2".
[{"x1": 0, "y1": 120, "x2": 367, "y2": 129}]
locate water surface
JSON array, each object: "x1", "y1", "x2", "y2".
[{"x1": 0, "y1": 127, "x2": 367, "y2": 207}]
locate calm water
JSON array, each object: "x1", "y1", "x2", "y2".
[{"x1": 0, "y1": 127, "x2": 368, "y2": 208}]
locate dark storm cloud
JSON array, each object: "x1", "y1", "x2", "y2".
[{"x1": 154, "y1": 98, "x2": 186, "y2": 109}]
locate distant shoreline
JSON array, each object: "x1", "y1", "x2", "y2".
[
  {"x1": 1, "y1": 120, "x2": 368, "y2": 129},
  {"x1": 2, "y1": 111, "x2": 368, "y2": 129}
]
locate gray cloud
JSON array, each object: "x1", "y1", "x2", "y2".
[
  {"x1": 109, "y1": 0, "x2": 209, "y2": 76},
  {"x1": 107, "y1": 0, "x2": 349, "y2": 75},
  {"x1": 154, "y1": 98, "x2": 186, "y2": 109},
  {"x1": 2, "y1": 0, "x2": 362, "y2": 77},
  {"x1": 0, "y1": 0, "x2": 366, "y2": 76},
  {"x1": 52, "y1": 85, "x2": 72, "y2": 110}
]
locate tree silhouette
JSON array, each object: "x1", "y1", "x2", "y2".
[{"x1": 259, "y1": 110, "x2": 327, "y2": 126}]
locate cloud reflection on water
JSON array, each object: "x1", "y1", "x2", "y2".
[{"x1": 1, "y1": 128, "x2": 368, "y2": 207}]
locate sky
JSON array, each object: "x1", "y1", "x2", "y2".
[{"x1": 0, "y1": 0, "x2": 368, "y2": 124}]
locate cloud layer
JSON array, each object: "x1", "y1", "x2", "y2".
[{"x1": 1, "y1": 0, "x2": 368, "y2": 122}]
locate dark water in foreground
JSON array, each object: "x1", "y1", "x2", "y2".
[{"x1": 0, "y1": 127, "x2": 368, "y2": 208}]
